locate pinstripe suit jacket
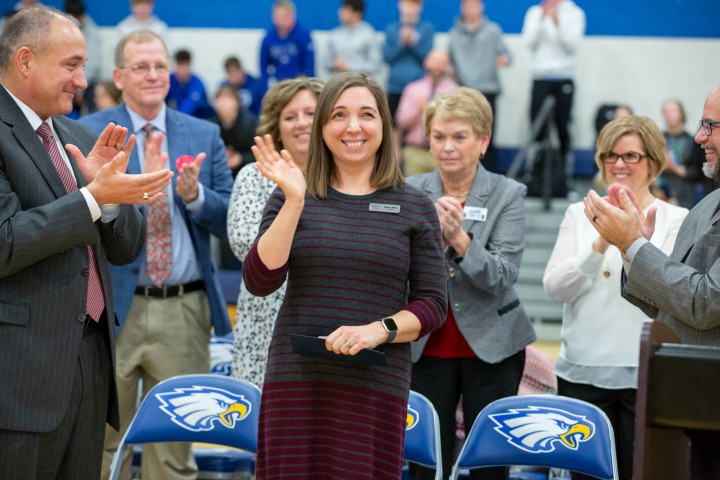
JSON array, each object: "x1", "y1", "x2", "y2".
[
  {"x1": 407, "y1": 163, "x2": 537, "y2": 363},
  {"x1": 623, "y1": 188, "x2": 720, "y2": 346},
  {"x1": 0, "y1": 86, "x2": 145, "y2": 432}
]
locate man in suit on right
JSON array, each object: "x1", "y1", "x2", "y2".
[{"x1": 585, "y1": 83, "x2": 720, "y2": 479}]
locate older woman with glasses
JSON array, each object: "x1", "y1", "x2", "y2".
[
  {"x1": 407, "y1": 87, "x2": 536, "y2": 480},
  {"x1": 543, "y1": 115, "x2": 689, "y2": 480}
]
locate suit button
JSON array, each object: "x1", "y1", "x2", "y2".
[
  {"x1": 454, "y1": 303, "x2": 461, "y2": 311},
  {"x1": 81, "y1": 267, "x2": 89, "y2": 276},
  {"x1": 77, "y1": 313, "x2": 86, "y2": 323}
]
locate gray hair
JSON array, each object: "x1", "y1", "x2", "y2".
[{"x1": 114, "y1": 28, "x2": 168, "y2": 68}]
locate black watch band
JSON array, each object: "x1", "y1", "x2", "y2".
[{"x1": 381, "y1": 317, "x2": 398, "y2": 344}]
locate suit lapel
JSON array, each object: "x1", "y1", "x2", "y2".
[
  {"x1": 165, "y1": 110, "x2": 189, "y2": 212},
  {"x1": 0, "y1": 86, "x2": 69, "y2": 199},
  {"x1": 673, "y1": 195, "x2": 720, "y2": 262},
  {"x1": 53, "y1": 118, "x2": 87, "y2": 188},
  {"x1": 462, "y1": 163, "x2": 491, "y2": 229}
]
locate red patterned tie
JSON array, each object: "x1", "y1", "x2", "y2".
[
  {"x1": 143, "y1": 124, "x2": 172, "y2": 286},
  {"x1": 36, "y1": 121, "x2": 104, "y2": 322}
]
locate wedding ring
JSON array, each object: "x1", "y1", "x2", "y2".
[
  {"x1": 344, "y1": 341, "x2": 351, "y2": 348},
  {"x1": 142, "y1": 192, "x2": 150, "y2": 201},
  {"x1": 592, "y1": 215, "x2": 598, "y2": 223},
  {"x1": 115, "y1": 144, "x2": 123, "y2": 152}
]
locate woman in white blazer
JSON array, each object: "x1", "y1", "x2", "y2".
[{"x1": 543, "y1": 116, "x2": 689, "y2": 480}]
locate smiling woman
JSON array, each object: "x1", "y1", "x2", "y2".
[
  {"x1": 242, "y1": 72, "x2": 447, "y2": 479},
  {"x1": 543, "y1": 115, "x2": 689, "y2": 479}
]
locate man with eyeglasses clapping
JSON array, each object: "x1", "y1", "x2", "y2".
[{"x1": 79, "y1": 29, "x2": 234, "y2": 480}]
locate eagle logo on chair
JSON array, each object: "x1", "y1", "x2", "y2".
[
  {"x1": 156, "y1": 385, "x2": 252, "y2": 432},
  {"x1": 406, "y1": 404, "x2": 419, "y2": 431},
  {"x1": 489, "y1": 406, "x2": 595, "y2": 453}
]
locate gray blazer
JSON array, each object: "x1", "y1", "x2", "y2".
[
  {"x1": 407, "y1": 164, "x2": 536, "y2": 363},
  {"x1": 623, "y1": 188, "x2": 720, "y2": 346},
  {"x1": 0, "y1": 86, "x2": 145, "y2": 432}
]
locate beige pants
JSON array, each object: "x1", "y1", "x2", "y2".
[
  {"x1": 402, "y1": 145, "x2": 438, "y2": 177},
  {"x1": 101, "y1": 291, "x2": 211, "y2": 480}
]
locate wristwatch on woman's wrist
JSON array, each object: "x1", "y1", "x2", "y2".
[{"x1": 381, "y1": 317, "x2": 398, "y2": 343}]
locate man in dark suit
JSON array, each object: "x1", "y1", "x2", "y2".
[
  {"x1": 79, "y1": 29, "x2": 234, "y2": 480},
  {"x1": 0, "y1": 6, "x2": 172, "y2": 479},
  {"x1": 585, "y1": 83, "x2": 720, "y2": 479}
]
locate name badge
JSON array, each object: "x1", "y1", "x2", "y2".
[
  {"x1": 464, "y1": 206, "x2": 487, "y2": 221},
  {"x1": 369, "y1": 203, "x2": 401, "y2": 214}
]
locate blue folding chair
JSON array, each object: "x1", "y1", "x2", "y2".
[
  {"x1": 109, "y1": 374, "x2": 261, "y2": 480},
  {"x1": 404, "y1": 390, "x2": 443, "y2": 480},
  {"x1": 450, "y1": 395, "x2": 618, "y2": 480}
]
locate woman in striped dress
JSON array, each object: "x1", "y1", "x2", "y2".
[{"x1": 242, "y1": 72, "x2": 448, "y2": 479}]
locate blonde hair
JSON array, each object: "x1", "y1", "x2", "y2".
[
  {"x1": 305, "y1": 72, "x2": 403, "y2": 198},
  {"x1": 257, "y1": 77, "x2": 324, "y2": 150},
  {"x1": 423, "y1": 86, "x2": 492, "y2": 140},
  {"x1": 595, "y1": 115, "x2": 666, "y2": 185}
]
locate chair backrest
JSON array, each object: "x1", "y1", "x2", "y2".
[
  {"x1": 404, "y1": 390, "x2": 443, "y2": 480},
  {"x1": 450, "y1": 395, "x2": 618, "y2": 480},
  {"x1": 210, "y1": 334, "x2": 234, "y2": 376},
  {"x1": 109, "y1": 374, "x2": 261, "y2": 480}
]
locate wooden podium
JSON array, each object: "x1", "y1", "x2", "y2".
[{"x1": 633, "y1": 321, "x2": 720, "y2": 479}]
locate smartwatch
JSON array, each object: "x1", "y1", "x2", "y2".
[{"x1": 381, "y1": 317, "x2": 398, "y2": 344}]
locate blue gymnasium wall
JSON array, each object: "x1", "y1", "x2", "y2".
[{"x1": 18, "y1": 0, "x2": 720, "y2": 39}]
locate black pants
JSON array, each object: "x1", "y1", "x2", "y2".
[
  {"x1": 557, "y1": 378, "x2": 635, "y2": 480},
  {"x1": 689, "y1": 431, "x2": 720, "y2": 480},
  {"x1": 528, "y1": 79, "x2": 574, "y2": 196},
  {"x1": 410, "y1": 350, "x2": 526, "y2": 480},
  {"x1": 0, "y1": 314, "x2": 112, "y2": 479}
]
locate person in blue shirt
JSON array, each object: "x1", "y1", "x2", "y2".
[
  {"x1": 220, "y1": 56, "x2": 266, "y2": 116},
  {"x1": 259, "y1": 0, "x2": 314, "y2": 90},
  {"x1": 383, "y1": 0, "x2": 433, "y2": 119},
  {"x1": 167, "y1": 49, "x2": 215, "y2": 119}
]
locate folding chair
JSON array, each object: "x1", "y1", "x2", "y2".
[
  {"x1": 404, "y1": 390, "x2": 443, "y2": 480},
  {"x1": 450, "y1": 395, "x2": 618, "y2": 480},
  {"x1": 109, "y1": 374, "x2": 261, "y2": 480}
]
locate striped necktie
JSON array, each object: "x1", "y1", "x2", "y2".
[{"x1": 36, "y1": 121, "x2": 104, "y2": 322}]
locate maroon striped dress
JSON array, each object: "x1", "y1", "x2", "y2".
[{"x1": 243, "y1": 185, "x2": 448, "y2": 479}]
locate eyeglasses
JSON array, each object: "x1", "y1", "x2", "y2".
[
  {"x1": 602, "y1": 151, "x2": 646, "y2": 164},
  {"x1": 120, "y1": 63, "x2": 170, "y2": 75},
  {"x1": 700, "y1": 120, "x2": 720, "y2": 136}
]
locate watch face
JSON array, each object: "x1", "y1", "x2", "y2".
[{"x1": 383, "y1": 318, "x2": 398, "y2": 332}]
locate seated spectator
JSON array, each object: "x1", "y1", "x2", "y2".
[
  {"x1": 167, "y1": 49, "x2": 215, "y2": 119},
  {"x1": 116, "y1": 0, "x2": 169, "y2": 43},
  {"x1": 383, "y1": 0, "x2": 433, "y2": 118},
  {"x1": 325, "y1": 0, "x2": 381, "y2": 76},
  {"x1": 395, "y1": 49, "x2": 457, "y2": 176},
  {"x1": 213, "y1": 85, "x2": 258, "y2": 178},
  {"x1": 220, "y1": 56, "x2": 266, "y2": 116},
  {"x1": 93, "y1": 80, "x2": 122, "y2": 111},
  {"x1": 260, "y1": 0, "x2": 314, "y2": 89},
  {"x1": 660, "y1": 98, "x2": 711, "y2": 208}
]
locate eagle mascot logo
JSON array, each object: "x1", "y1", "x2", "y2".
[
  {"x1": 406, "y1": 404, "x2": 420, "y2": 431},
  {"x1": 156, "y1": 385, "x2": 252, "y2": 432},
  {"x1": 489, "y1": 406, "x2": 595, "y2": 453}
]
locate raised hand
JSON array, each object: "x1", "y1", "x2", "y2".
[
  {"x1": 67, "y1": 122, "x2": 136, "y2": 183},
  {"x1": 435, "y1": 195, "x2": 467, "y2": 246},
  {"x1": 176, "y1": 153, "x2": 205, "y2": 203},
  {"x1": 251, "y1": 134, "x2": 306, "y2": 202}
]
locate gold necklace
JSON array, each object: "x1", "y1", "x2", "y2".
[{"x1": 444, "y1": 190, "x2": 470, "y2": 199}]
